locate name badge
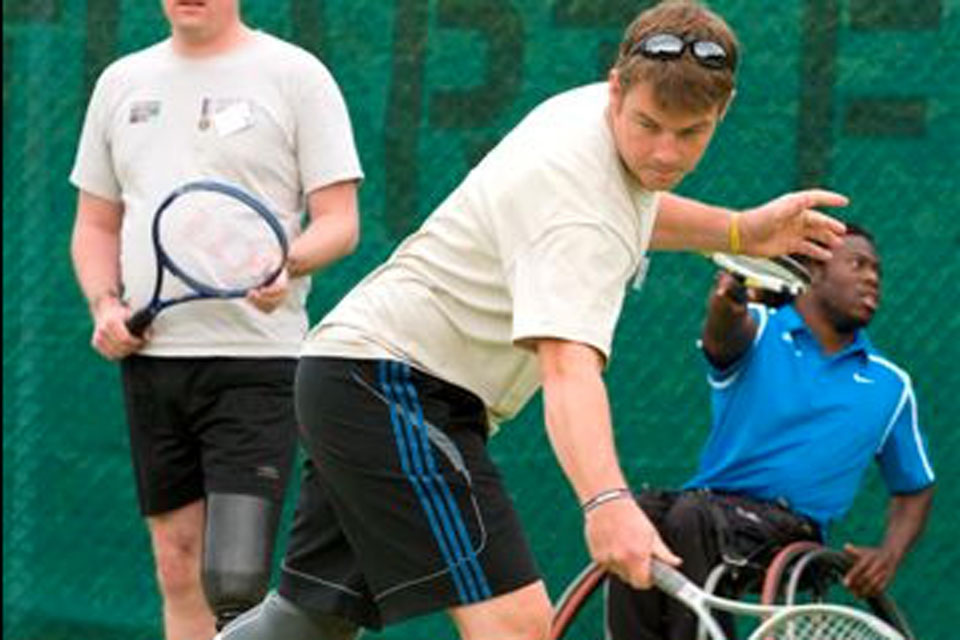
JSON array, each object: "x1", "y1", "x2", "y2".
[{"x1": 213, "y1": 101, "x2": 253, "y2": 136}]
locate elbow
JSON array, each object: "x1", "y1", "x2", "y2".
[
  {"x1": 69, "y1": 227, "x2": 81, "y2": 263},
  {"x1": 700, "y1": 334, "x2": 724, "y2": 366},
  {"x1": 537, "y1": 339, "x2": 605, "y2": 388},
  {"x1": 701, "y1": 330, "x2": 743, "y2": 370},
  {"x1": 324, "y1": 218, "x2": 360, "y2": 264},
  {"x1": 333, "y1": 208, "x2": 361, "y2": 259},
  {"x1": 341, "y1": 224, "x2": 360, "y2": 257},
  {"x1": 70, "y1": 218, "x2": 92, "y2": 264}
]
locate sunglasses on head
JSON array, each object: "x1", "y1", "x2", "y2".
[{"x1": 629, "y1": 33, "x2": 730, "y2": 70}]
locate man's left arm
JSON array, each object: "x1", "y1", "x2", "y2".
[
  {"x1": 288, "y1": 180, "x2": 360, "y2": 277},
  {"x1": 843, "y1": 486, "x2": 934, "y2": 598},
  {"x1": 651, "y1": 190, "x2": 847, "y2": 260},
  {"x1": 248, "y1": 58, "x2": 363, "y2": 313},
  {"x1": 247, "y1": 180, "x2": 360, "y2": 311}
]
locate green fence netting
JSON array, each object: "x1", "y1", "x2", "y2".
[{"x1": 4, "y1": 1, "x2": 958, "y2": 638}]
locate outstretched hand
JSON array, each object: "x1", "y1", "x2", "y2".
[
  {"x1": 739, "y1": 190, "x2": 848, "y2": 260},
  {"x1": 842, "y1": 543, "x2": 901, "y2": 598}
]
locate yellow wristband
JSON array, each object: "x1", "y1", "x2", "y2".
[{"x1": 728, "y1": 213, "x2": 742, "y2": 254}]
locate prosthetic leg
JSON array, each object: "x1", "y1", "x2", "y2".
[
  {"x1": 215, "y1": 591, "x2": 360, "y2": 640},
  {"x1": 202, "y1": 493, "x2": 281, "y2": 630}
]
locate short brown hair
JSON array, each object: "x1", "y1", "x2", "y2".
[{"x1": 613, "y1": 0, "x2": 739, "y2": 114}]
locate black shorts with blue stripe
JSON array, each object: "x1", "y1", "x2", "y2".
[{"x1": 279, "y1": 357, "x2": 541, "y2": 629}]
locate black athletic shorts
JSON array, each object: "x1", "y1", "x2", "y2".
[
  {"x1": 279, "y1": 357, "x2": 540, "y2": 630},
  {"x1": 120, "y1": 356, "x2": 299, "y2": 516}
]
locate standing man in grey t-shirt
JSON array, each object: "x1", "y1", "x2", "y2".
[{"x1": 69, "y1": 1, "x2": 363, "y2": 638}]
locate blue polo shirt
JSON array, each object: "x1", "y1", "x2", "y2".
[{"x1": 685, "y1": 304, "x2": 935, "y2": 530}]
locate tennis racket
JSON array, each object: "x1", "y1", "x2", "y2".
[
  {"x1": 653, "y1": 560, "x2": 905, "y2": 639},
  {"x1": 125, "y1": 180, "x2": 289, "y2": 337},
  {"x1": 710, "y1": 253, "x2": 811, "y2": 297},
  {"x1": 551, "y1": 561, "x2": 906, "y2": 640}
]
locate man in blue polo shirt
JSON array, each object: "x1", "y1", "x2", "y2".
[{"x1": 606, "y1": 223, "x2": 935, "y2": 640}]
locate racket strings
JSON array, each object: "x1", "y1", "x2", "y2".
[
  {"x1": 712, "y1": 254, "x2": 810, "y2": 296},
  {"x1": 757, "y1": 611, "x2": 899, "y2": 640},
  {"x1": 730, "y1": 256, "x2": 801, "y2": 281},
  {"x1": 159, "y1": 191, "x2": 286, "y2": 293}
]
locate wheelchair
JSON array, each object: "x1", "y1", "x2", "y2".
[{"x1": 550, "y1": 542, "x2": 915, "y2": 640}]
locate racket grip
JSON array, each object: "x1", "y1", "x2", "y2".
[
  {"x1": 651, "y1": 560, "x2": 689, "y2": 595},
  {"x1": 727, "y1": 276, "x2": 749, "y2": 304},
  {"x1": 125, "y1": 308, "x2": 156, "y2": 338}
]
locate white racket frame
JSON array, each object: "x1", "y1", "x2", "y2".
[
  {"x1": 652, "y1": 561, "x2": 906, "y2": 640},
  {"x1": 710, "y1": 253, "x2": 810, "y2": 296}
]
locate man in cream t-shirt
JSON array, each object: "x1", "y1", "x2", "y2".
[
  {"x1": 69, "y1": 1, "x2": 363, "y2": 637},
  {"x1": 220, "y1": 2, "x2": 847, "y2": 640},
  {"x1": 310, "y1": 82, "x2": 658, "y2": 424}
]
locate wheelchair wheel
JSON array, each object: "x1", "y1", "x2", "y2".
[
  {"x1": 763, "y1": 546, "x2": 915, "y2": 640},
  {"x1": 550, "y1": 562, "x2": 608, "y2": 640}
]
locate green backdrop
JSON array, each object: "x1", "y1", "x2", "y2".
[{"x1": 3, "y1": 1, "x2": 958, "y2": 638}]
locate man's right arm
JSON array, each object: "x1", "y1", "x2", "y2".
[
  {"x1": 71, "y1": 190, "x2": 142, "y2": 359},
  {"x1": 702, "y1": 271, "x2": 757, "y2": 370},
  {"x1": 536, "y1": 338, "x2": 680, "y2": 588}
]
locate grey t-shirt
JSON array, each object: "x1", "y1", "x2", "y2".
[{"x1": 71, "y1": 31, "x2": 363, "y2": 356}]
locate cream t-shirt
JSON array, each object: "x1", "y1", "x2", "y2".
[
  {"x1": 71, "y1": 31, "x2": 363, "y2": 357},
  {"x1": 305, "y1": 83, "x2": 658, "y2": 424}
]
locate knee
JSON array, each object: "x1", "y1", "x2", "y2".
[
  {"x1": 519, "y1": 602, "x2": 553, "y2": 640},
  {"x1": 455, "y1": 584, "x2": 552, "y2": 640},
  {"x1": 153, "y1": 534, "x2": 204, "y2": 598},
  {"x1": 493, "y1": 593, "x2": 554, "y2": 640}
]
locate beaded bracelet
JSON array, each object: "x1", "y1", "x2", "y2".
[{"x1": 581, "y1": 488, "x2": 634, "y2": 514}]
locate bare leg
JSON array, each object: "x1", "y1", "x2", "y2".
[
  {"x1": 448, "y1": 581, "x2": 552, "y2": 640},
  {"x1": 148, "y1": 499, "x2": 217, "y2": 640}
]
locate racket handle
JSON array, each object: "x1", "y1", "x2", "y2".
[
  {"x1": 723, "y1": 273, "x2": 749, "y2": 304},
  {"x1": 652, "y1": 561, "x2": 729, "y2": 640},
  {"x1": 125, "y1": 308, "x2": 156, "y2": 338},
  {"x1": 652, "y1": 560, "x2": 690, "y2": 595}
]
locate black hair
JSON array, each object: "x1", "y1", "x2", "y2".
[
  {"x1": 792, "y1": 220, "x2": 875, "y2": 269},
  {"x1": 842, "y1": 221, "x2": 874, "y2": 247}
]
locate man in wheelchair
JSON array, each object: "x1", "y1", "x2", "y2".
[{"x1": 607, "y1": 224, "x2": 935, "y2": 639}]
